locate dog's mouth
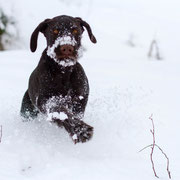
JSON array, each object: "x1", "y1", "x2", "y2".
[
  {"x1": 55, "y1": 45, "x2": 77, "y2": 60},
  {"x1": 47, "y1": 36, "x2": 79, "y2": 67}
]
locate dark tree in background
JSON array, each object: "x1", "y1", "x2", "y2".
[{"x1": 0, "y1": 8, "x2": 16, "y2": 51}]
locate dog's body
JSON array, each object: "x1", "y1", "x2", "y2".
[{"x1": 20, "y1": 15, "x2": 96, "y2": 143}]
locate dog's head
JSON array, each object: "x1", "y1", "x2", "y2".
[{"x1": 30, "y1": 15, "x2": 97, "y2": 66}]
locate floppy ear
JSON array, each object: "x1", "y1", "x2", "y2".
[
  {"x1": 76, "y1": 17, "x2": 97, "y2": 44},
  {"x1": 30, "y1": 19, "x2": 51, "y2": 52}
]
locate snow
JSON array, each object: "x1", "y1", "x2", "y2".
[
  {"x1": 0, "y1": 0, "x2": 180, "y2": 180},
  {"x1": 46, "y1": 35, "x2": 76, "y2": 58},
  {"x1": 72, "y1": 134, "x2": 78, "y2": 140},
  {"x1": 79, "y1": 96, "x2": 84, "y2": 100},
  {"x1": 59, "y1": 112, "x2": 68, "y2": 120},
  {"x1": 46, "y1": 35, "x2": 77, "y2": 66},
  {"x1": 47, "y1": 112, "x2": 68, "y2": 121}
]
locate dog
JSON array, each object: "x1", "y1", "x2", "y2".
[{"x1": 20, "y1": 15, "x2": 97, "y2": 143}]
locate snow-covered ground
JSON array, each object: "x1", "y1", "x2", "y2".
[{"x1": 0, "y1": 0, "x2": 180, "y2": 179}]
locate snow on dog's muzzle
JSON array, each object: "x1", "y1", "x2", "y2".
[{"x1": 47, "y1": 35, "x2": 78, "y2": 67}]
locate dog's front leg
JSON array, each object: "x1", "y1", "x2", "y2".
[
  {"x1": 50, "y1": 110, "x2": 93, "y2": 143},
  {"x1": 47, "y1": 105, "x2": 93, "y2": 143},
  {"x1": 42, "y1": 96, "x2": 93, "y2": 143},
  {"x1": 71, "y1": 94, "x2": 88, "y2": 118},
  {"x1": 62, "y1": 118, "x2": 93, "y2": 144}
]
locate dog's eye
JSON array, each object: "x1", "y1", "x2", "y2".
[
  {"x1": 53, "y1": 29, "x2": 59, "y2": 35},
  {"x1": 72, "y1": 29, "x2": 78, "y2": 34}
]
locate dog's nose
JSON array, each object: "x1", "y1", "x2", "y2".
[{"x1": 60, "y1": 45, "x2": 74, "y2": 56}]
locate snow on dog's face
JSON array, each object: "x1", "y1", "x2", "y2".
[
  {"x1": 30, "y1": 15, "x2": 97, "y2": 67},
  {"x1": 45, "y1": 17, "x2": 83, "y2": 66},
  {"x1": 46, "y1": 35, "x2": 78, "y2": 66}
]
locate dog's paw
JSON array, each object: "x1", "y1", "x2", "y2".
[
  {"x1": 63, "y1": 120, "x2": 93, "y2": 143},
  {"x1": 72, "y1": 121, "x2": 93, "y2": 144}
]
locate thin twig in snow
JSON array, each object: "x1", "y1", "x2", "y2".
[
  {"x1": 139, "y1": 143, "x2": 171, "y2": 179},
  {"x1": 139, "y1": 114, "x2": 171, "y2": 179},
  {"x1": 149, "y1": 114, "x2": 159, "y2": 178}
]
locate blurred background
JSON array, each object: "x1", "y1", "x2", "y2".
[
  {"x1": 1, "y1": 0, "x2": 180, "y2": 61},
  {"x1": 0, "y1": 1, "x2": 180, "y2": 180}
]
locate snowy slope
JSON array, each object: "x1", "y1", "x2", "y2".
[{"x1": 0, "y1": 0, "x2": 180, "y2": 179}]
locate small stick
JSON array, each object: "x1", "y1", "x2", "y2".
[
  {"x1": 139, "y1": 115, "x2": 171, "y2": 179},
  {"x1": 149, "y1": 114, "x2": 159, "y2": 178},
  {"x1": 139, "y1": 143, "x2": 171, "y2": 179}
]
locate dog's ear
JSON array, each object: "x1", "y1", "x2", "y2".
[
  {"x1": 75, "y1": 17, "x2": 97, "y2": 44},
  {"x1": 30, "y1": 19, "x2": 51, "y2": 52}
]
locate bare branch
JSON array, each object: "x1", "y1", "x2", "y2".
[
  {"x1": 139, "y1": 144, "x2": 153, "y2": 152},
  {"x1": 156, "y1": 145, "x2": 171, "y2": 179},
  {"x1": 149, "y1": 114, "x2": 159, "y2": 178},
  {"x1": 139, "y1": 115, "x2": 171, "y2": 179},
  {"x1": 139, "y1": 143, "x2": 171, "y2": 179},
  {"x1": 148, "y1": 40, "x2": 162, "y2": 60},
  {"x1": 148, "y1": 40, "x2": 155, "y2": 58}
]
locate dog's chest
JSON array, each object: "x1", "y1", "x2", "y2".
[{"x1": 46, "y1": 69, "x2": 73, "y2": 93}]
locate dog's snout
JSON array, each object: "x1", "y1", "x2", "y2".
[{"x1": 60, "y1": 45, "x2": 74, "y2": 56}]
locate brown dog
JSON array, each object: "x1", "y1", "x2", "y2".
[{"x1": 20, "y1": 15, "x2": 97, "y2": 143}]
